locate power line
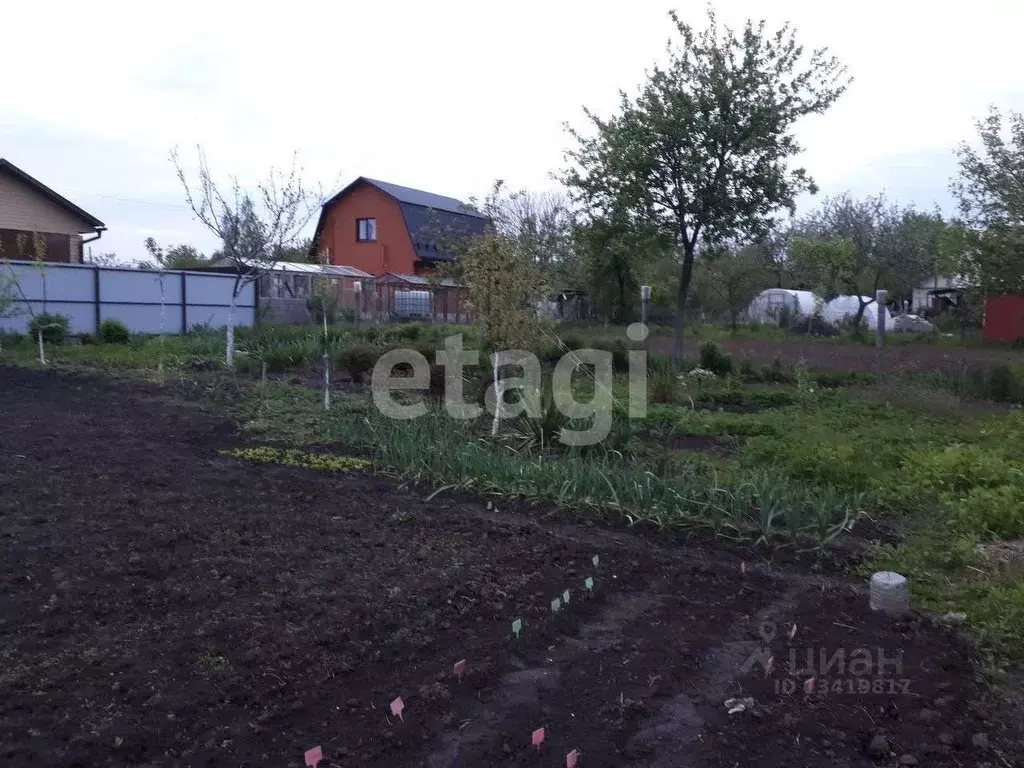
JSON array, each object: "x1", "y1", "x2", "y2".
[{"x1": 67, "y1": 189, "x2": 191, "y2": 210}]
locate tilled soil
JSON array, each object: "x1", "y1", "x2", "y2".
[
  {"x1": 1, "y1": 365, "x2": 1020, "y2": 768},
  {"x1": 648, "y1": 336, "x2": 1024, "y2": 373}
]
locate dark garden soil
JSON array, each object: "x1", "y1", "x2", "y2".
[
  {"x1": 1, "y1": 365, "x2": 1022, "y2": 768},
  {"x1": 649, "y1": 336, "x2": 1024, "y2": 373}
]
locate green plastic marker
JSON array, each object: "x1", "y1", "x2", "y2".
[
  {"x1": 592, "y1": 555, "x2": 600, "y2": 567},
  {"x1": 512, "y1": 618, "x2": 523, "y2": 638},
  {"x1": 551, "y1": 597, "x2": 561, "y2": 614},
  {"x1": 563, "y1": 589, "x2": 570, "y2": 605},
  {"x1": 584, "y1": 577, "x2": 594, "y2": 592}
]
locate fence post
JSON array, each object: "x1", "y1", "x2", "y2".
[
  {"x1": 93, "y1": 266, "x2": 101, "y2": 334},
  {"x1": 876, "y1": 289, "x2": 887, "y2": 347},
  {"x1": 180, "y1": 272, "x2": 187, "y2": 334}
]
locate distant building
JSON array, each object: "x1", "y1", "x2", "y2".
[
  {"x1": 310, "y1": 177, "x2": 488, "y2": 277},
  {"x1": 0, "y1": 159, "x2": 106, "y2": 263},
  {"x1": 911, "y1": 275, "x2": 969, "y2": 314}
]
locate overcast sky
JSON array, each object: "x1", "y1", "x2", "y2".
[{"x1": 3, "y1": 0, "x2": 1022, "y2": 262}]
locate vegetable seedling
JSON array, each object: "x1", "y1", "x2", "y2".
[
  {"x1": 562, "y1": 589, "x2": 570, "y2": 605},
  {"x1": 584, "y1": 577, "x2": 594, "y2": 592},
  {"x1": 551, "y1": 597, "x2": 561, "y2": 614},
  {"x1": 592, "y1": 555, "x2": 599, "y2": 567},
  {"x1": 304, "y1": 746, "x2": 323, "y2": 767},
  {"x1": 511, "y1": 618, "x2": 523, "y2": 638}
]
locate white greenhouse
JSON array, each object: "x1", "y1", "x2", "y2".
[
  {"x1": 746, "y1": 289, "x2": 823, "y2": 324},
  {"x1": 823, "y1": 296, "x2": 894, "y2": 332}
]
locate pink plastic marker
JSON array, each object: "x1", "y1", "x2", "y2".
[
  {"x1": 804, "y1": 677, "x2": 815, "y2": 694},
  {"x1": 390, "y1": 697, "x2": 405, "y2": 721},
  {"x1": 453, "y1": 659, "x2": 467, "y2": 679},
  {"x1": 532, "y1": 727, "x2": 545, "y2": 749},
  {"x1": 304, "y1": 746, "x2": 323, "y2": 768},
  {"x1": 566, "y1": 748, "x2": 580, "y2": 767}
]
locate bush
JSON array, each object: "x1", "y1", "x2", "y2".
[
  {"x1": 395, "y1": 323, "x2": 423, "y2": 341},
  {"x1": 988, "y1": 365, "x2": 1020, "y2": 403},
  {"x1": 99, "y1": 318, "x2": 131, "y2": 344},
  {"x1": 762, "y1": 356, "x2": 791, "y2": 384},
  {"x1": 339, "y1": 345, "x2": 380, "y2": 383},
  {"x1": 307, "y1": 292, "x2": 340, "y2": 324},
  {"x1": 699, "y1": 341, "x2": 733, "y2": 377},
  {"x1": 28, "y1": 313, "x2": 70, "y2": 345},
  {"x1": 738, "y1": 357, "x2": 760, "y2": 382},
  {"x1": 649, "y1": 370, "x2": 678, "y2": 404}
]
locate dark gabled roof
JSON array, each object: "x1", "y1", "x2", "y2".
[
  {"x1": 361, "y1": 178, "x2": 486, "y2": 219},
  {"x1": 0, "y1": 158, "x2": 106, "y2": 230},
  {"x1": 311, "y1": 176, "x2": 488, "y2": 259}
]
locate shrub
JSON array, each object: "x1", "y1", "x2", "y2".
[
  {"x1": 648, "y1": 354, "x2": 674, "y2": 375},
  {"x1": 988, "y1": 365, "x2": 1020, "y2": 403},
  {"x1": 99, "y1": 318, "x2": 131, "y2": 344},
  {"x1": 562, "y1": 334, "x2": 585, "y2": 351},
  {"x1": 395, "y1": 323, "x2": 422, "y2": 341},
  {"x1": 699, "y1": 341, "x2": 733, "y2": 377},
  {"x1": 649, "y1": 370, "x2": 678, "y2": 404},
  {"x1": 762, "y1": 356, "x2": 791, "y2": 384},
  {"x1": 738, "y1": 357, "x2": 760, "y2": 382},
  {"x1": 307, "y1": 291, "x2": 340, "y2": 324},
  {"x1": 28, "y1": 313, "x2": 70, "y2": 345},
  {"x1": 339, "y1": 345, "x2": 379, "y2": 383}
]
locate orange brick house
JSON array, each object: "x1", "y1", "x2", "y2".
[
  {"x1": 0, "y1": 159, "x2": 106, "y2": 263},
  {"x1": 310, "y1": 177, "x2": 487, "y2": 277}
]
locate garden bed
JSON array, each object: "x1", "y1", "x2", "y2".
[{"x1": 1, "y1": 365, "x2": 1021, "y2": 767}]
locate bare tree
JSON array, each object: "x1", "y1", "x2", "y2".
[{"x1": 171, "y1": 146, "x2": 329, "y2": 364}]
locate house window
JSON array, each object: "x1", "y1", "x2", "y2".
[{"x1": 356, "y1": 218, "x2": 377, "y2": 243}]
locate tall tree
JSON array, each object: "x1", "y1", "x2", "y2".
[
  {"x1": 143, "y1": 238, "x2": 211, "y2": 270},
  {"x1": 574, "y1": 214, "x2": 668, "y2": 324},
  {"x1": 947, "y1": 106, "x2": 1024, "y2": 295},
  {"x1": 792, "y1": 194, "x2": 941, "y2": 332},
  {"x1": 563, "y1": 6, "x2": 848, "y2": 363},
  {"x1": 172, "y1": 146, "x2": 328, "y2": 365},
  {"x1": 690, "y1": 243, "x2": 771, "y2": 328}
]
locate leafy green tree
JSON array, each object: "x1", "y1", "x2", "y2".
[
  {"x1": 563, "y1": 7, "x2": 848, "y2": 362},
  {"x1": 143, "y1": 238, "x2": 211, "y2": 270},
  {"x1": 792, "y1": 194, "x2": 940, "y2": 333},
  {"x1": 690, "y1": 243, "x2": 771, "y2": 328},
  {"x1": 574, "y1": 214, "x2": 668, "y2": 324},
  {"x1": 948, "y1": 106, "x2": 1024, "y2": 295}
]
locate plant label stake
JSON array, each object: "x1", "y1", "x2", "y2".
[
  {"x1": 566, "y1": 748, "x2": 579, "y2": 768},
  {"x1": 304, "y1": 746, "x2": 323, "y2": 767},
  {"x1": 562, "y1": 589, "x2": 570, "y2": 605},
  {"x1": 390, "y1": 697, "x2": 405, "y2": 722},
  {"x1": 584, "y1": 577, "x2": 594, "y2": 593},
  {"x1": 532, "y1": 727, "x2": 545, "y2": 749},
  {"x1": 511, "y1": 618, "x2": 523, "y2": 639},
  {"x1": 453, "y1": 659, "x2": 467, "y2": 679},
  {"x1": 592, "y1": 555, "x2": 600, "y2": 568},
  {"x1": 804, "y1": 677, "x2": 815, "y2": 694},
  {"x1": 551, "y1": 597, "x2": 561, "y2": 614}
]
